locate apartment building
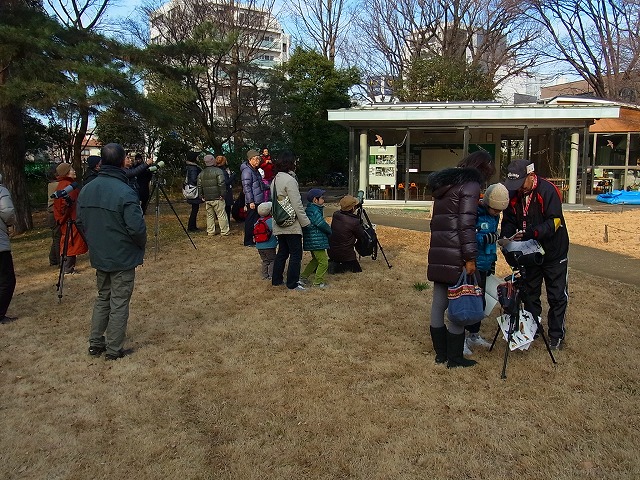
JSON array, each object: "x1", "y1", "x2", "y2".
[{"x1": 149, "y1": 0, "x2": 290, "y2": 119}]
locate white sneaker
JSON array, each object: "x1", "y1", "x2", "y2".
[
  {"x1": 464, "y1": 339, "x2": 473, "y2": 356},
  {"x1": 467, "y1": 333, "x2": 492, "y2": 348}
]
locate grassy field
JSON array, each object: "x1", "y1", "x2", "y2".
[{"x1": 0, "y1": 203, "x2": 638, "y2": 479}]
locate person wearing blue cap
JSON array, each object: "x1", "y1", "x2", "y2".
[{"x1": 300, "y1": 188, "x2": 332, "y2": 288}]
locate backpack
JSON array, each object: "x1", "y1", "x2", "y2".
[
  {"x1": 231, "y1": 191, "x2": 247, "y2": 222},
  {"x1": 253, "y1": 216, "x2": 272, "y2": 243},
  {"x1": 355, "y1": 222, "x2": 377, "y2": 258}
]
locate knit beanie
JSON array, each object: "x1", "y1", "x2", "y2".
[
  {"x1": 257, "y1": 202, "x2": 272, "y2": 216},
  {"x1": 483, "y1": 183, "x2": 509, "y2": 211}
]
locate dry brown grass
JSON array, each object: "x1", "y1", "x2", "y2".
[{"x1": 1, "y1": 202, "x2": 639, "y2": 479}]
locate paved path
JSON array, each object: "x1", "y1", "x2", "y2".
[{"x1": 323, "y1": 203, "x2": 640, "y2": 287}]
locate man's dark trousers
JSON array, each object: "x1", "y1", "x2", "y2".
[
  {"x1": 522, "y1": 258, "x2": 568, "y2": 341},
  {"x1": 0, "y1": 251, "x2": 16, "y2": 318}
]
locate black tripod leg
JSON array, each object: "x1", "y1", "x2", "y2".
[
  {"x1": 157, "y1": 183, "x2": 197, "y2": 250},
  {"x1": 535, "y1": 318, "x2": 558, "y2": 364},
  {"x1": 56, "y1": 219, "x2": 71, "y2": 302},
  {"x1": 489, "y1": 325, "x2": 501, "y2": 351},
  {"x1": 361, "y1": 207, "x2": 392, "y2": 268},
  {"x1": 501, "y1": 313, "x2": 517, "y2": 379}
]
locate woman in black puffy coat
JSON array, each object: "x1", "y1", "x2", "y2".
[
  {"x1": 185, "y1": 151, "x2": 203, "y2": 231},
  {"x1": 427, "y1": 151, "x2": 494, "y2": 369}
]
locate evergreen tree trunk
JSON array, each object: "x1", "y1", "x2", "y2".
[
  {"x1": 72, "y1": 103, "x2": 89, "y2": 175},
  {"x1": 0, "y1": 104, "x2": 33, "y2": 233}
]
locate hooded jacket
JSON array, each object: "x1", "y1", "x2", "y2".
[
  {"x1": 197, "y1": 165, "x2": 225, "y2": 200},
  {"x1": 185, "y1": 161, "x2": 203, "y2": 205},
  {"x1": 302, "y1": 202, "x2": 331, "y2": 251},
  {"x1": 328, "y1": 209, "x2": 365, "y2": 262},
  {"x1": 241, "y1": 161, "x2": 265, "y2": 205},
  {"x1": 76, "y1": 165, "x2": 146, "y2": 272},
  {"x1": 427, "y1": 167, "x2": 483, "y2": 285},
  {"x1": 270, "y1": 171, "x2": 310, "y2": 235},
  {"x1": 0, "y1": 179, "x2": 15, "y2": 253},
  {"x1": 53, "y1": 176, "x2": 88, "y2": 257}
]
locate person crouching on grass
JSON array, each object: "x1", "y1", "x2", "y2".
[
  {"x1": 327, "y1": 195, "x2": 366, "y2": 274},
  {"x1": 255, "y1": 202, "x2": 277, "y2": 279},
  {"x1": 300, "y1": 188, "x2": 332, "y2": 288},
  {"x1": 464, "y1": 182, "x2": 510, "y2": 355}
]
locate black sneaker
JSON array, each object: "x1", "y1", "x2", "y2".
[
  {"x1": 88, "y1": 345, "x2": 106, "y2": 357},
  {"x1": 549, "y1": 337, "x2": 564, "y2": 350},
  {"x1": 105, "y1": 349, "x2": 126, "y2": 361}
]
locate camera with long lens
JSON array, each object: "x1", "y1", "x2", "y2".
[
  {"x1": 500, "y1": 239, "x2": 545, "y2": 269},
  {"x1": 50, "y1": 182, "x2": 79, "y2": 200}
]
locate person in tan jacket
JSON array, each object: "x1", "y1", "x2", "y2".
[{"x1": 270, "y1": 151, "x2": 310, "y2": 290}]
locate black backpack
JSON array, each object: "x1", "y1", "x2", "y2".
[{"x1": 356, "y1": 223, "x2": 377, "y2": 259}]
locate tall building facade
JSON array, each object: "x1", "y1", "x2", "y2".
[{"x1": 150, "y1": 0, "x2": 290, "y2": 122}]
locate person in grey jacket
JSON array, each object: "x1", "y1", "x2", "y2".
[
  {"x1": 241, "y1": 149, "x2": 266, "y2": 246},
  {"x1": 76, "y1": 143, "x2": 147, "y2": 361},
  {"x1": 198, "y1": 154, "x2": 229, "y2": 236},
  {"x1": 270, "y1": 151, "x2": 310, "y2": 290},
  {"x1": 0, "y1": 174, "x2": 17, "y2": 324},
  {"x1": 427, "y1": 150, "x2": 495, "y2": 369}
]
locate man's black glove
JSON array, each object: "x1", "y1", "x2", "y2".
[
  {"x1": 489, "y1": 263, "x2": 496, "y2": 275},
  {"x1": 482, "y1": 232, "x2": 498, "y2": 245},
  {"x1": 520, "y1": 226, "x2": 535, "y2": 240}
]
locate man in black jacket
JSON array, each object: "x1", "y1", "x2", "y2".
[{"x1": 501, "y1": 159, "x2": 569, "y2": 350}]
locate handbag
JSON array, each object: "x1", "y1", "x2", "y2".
[
  {"x1": 271, "y1": 179, "x2": 297, "y2": 227},
  {"x1": 447, "y1": 272, "x2": 485, "y2": 325},
  {"x1": 182, "y1": 174, "x2": 199, "y2": 200},
  {"x1": 182, "y1": 183, "x2": 199, "y2": 200}
]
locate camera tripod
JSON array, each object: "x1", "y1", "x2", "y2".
[
  {"x1": 489, "y1": 266, "x2": 557, "y2": 379},
  {"x1": 355, "y1": 202, "x2": 392, "y2": 269},
  {"x1": 149, "y1": 171, "x2": 196, "y2": 260},
  {"x1": 56, "y1": 213, "x2": 88, "y2": 302}
]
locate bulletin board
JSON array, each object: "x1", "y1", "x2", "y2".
[{"x1": 368, "y1": 145, "x2": 397, "y2": 186}]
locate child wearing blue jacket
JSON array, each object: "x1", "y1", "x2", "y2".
[
  {"x1": 301, "y1": 188, "x2": 332, "y2": 288},
  {"x1": 466, "y1": 183, "x2": 510, "y2": 354}
]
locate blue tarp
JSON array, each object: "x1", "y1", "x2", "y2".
[{"x1": 596, "y1": 190, "x2": 640, "y2": 204}]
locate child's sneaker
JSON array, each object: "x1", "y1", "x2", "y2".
[
  {"x1": 313, "y1": 283, "x2": 327, "y2": 288},
  {"x1": 463, "y1": 340, "x2": 473, "y2": 356},
  {"x1": 466, "y1": 333, "x2": 492, "y2": 348}
]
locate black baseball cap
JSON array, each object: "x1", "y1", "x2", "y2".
[{"x1": 504, "y1": 159, "x2": 535, "y2": 191}]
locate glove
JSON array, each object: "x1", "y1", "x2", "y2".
[
  {"x1": 482, "y1": 232, "x2": 498, "y2": 245},
  {"x1": 489, "y1": 263, "x2": 496, "y2": 275},
  {"x1": 520, "y1": 226, "x2": 535, "y2": 240}
]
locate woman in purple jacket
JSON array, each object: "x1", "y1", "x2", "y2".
[{"x1": 427, "y1": 151, "x2": 495, "y2": 368}]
